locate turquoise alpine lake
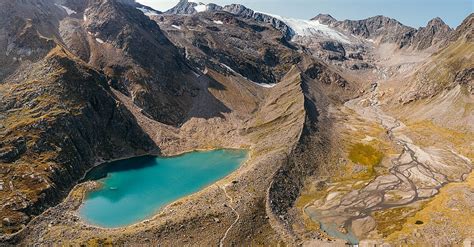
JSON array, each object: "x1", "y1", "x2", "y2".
[{"x1": 79, "y1": 149, "x2": 248, "y2": 228}]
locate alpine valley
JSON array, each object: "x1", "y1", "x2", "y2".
[{"x1": 0, "y1": 0, "x2": 473, "y2": 246}]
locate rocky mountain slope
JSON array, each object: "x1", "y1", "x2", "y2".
[
  {"x1": 0, "y1": 44, "x2": 156, "y2": 233},
  {"x1": 0, "y1": 0, "x2": 472, "y2": 246},
  {"x1": 153, "y1": 11, "x2": 301, "y2": 85},
  {"x1": 386, "y1": 13, "x2": 473, "y2": 131},
  {"x1": 69, "y1": 0, "x2": 201, "y2": 126}
]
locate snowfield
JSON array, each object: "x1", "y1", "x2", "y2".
[
  {"x1": 220, "y1": 63, "x2": 277, "y2": 88},
  {"x1": 194, "y1": 4, "x2": 208, "y2": 13},
  {"x1": 258, "y1": 12, "x2": 351, "y2": 43}
]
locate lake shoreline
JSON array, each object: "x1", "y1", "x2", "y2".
[{"x1": 79, "y1": 149, "x2": 249, "y2": 228}]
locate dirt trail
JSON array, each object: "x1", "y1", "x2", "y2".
[{"x1": 219, "y1": 185, "x2": 240, "y2": 247}]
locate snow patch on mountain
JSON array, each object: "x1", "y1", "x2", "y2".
[
  {"x1": 194, "y1": 4, "x2": 207, "y2": 13},
  {"x1": 254, "y1": 82, "x2": 277, "y2": 88},
  {"x1": 55, "y1": 4, "x2": 77, "y2": 15},
  {"x1": 220, "y1": 63, "x2": 276, "y2": 88},
  {"x1": 213, "y1": 20, "x2": 223, "y2": 25},
  {"x1": 137, "y1": 7, "x2": 160, "y2": 16},
  {"x1": 258, "y1": 12, "x2": 351, "y2": 43},
  {"x1": 188, "y1": 0, "x2": 209, "y2": 13},
  {"x1": 172, "y1": 25, "x2": 182, "y2": 30}
]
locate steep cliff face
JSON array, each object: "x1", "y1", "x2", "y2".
[
  {"x1": 451, "y1": 13, "x2": 473, "y2": 42},
  {"x1": 0, "y1": 46, "x2": 156, "y2": 234},
  {"x1": 82, "y1": 0, "x2": 200, "y2": 126},
  {"x1": 311, "y1": 14, "x2": 337, "y2": 25},
  {"x1": 0, "y1": 0, "x2": 196, "y2": 234}
]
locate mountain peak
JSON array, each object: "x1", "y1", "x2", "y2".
[
  {"x1": 165, "y1": 0, "x2": 217, "y2": 14},
  {"x1": 311, "y1": 14, "x2": 337, "y2": 24},
  {"x1": 452, "y1": 13, "x2": 474, "y2": 41},
  {"x1": 222, "y1": 4, "x2": 254, "y2": 18},
  {"x1": 410, "y1": 16, "x2": 452, "y2": 50},
  {"x1": 426, "y1": 17, "x2": 449, "y2": 29},
  {"x1": 165, "y1": 0, "x2": 199, "y2": 14}
]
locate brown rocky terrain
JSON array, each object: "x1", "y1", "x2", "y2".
[
  {"x1": 0, "y1": 45, "x2": 156, "y2": 234},
  {"x1": 152, "y1": 10, "x2": 301, "y2": 85},
  {"x1": 0, "y1": 0, "x2": 472, "y2": 246}
]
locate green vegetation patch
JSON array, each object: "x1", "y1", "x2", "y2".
[{"x1": 348, "y1": 143, "x2": 383, "y2": 172}]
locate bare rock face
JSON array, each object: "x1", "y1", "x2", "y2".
[
  {"x1": 333, "y1": 15, "x2": 416, "y2": 48},
  {"x1": 311, "y1": 14, "x2": 337, "y2": 25},
  {"x1": 411, "y1": 17, "x2": 453, "y2": 50},
  {"x1": 399, "y1": 14, "x2": 474, "y2": 104},
  {"x1": 116, "y1": 0, "x2": 136, "y2": 5},
  {"x1": 304, "y1": 62, "x2": 348, "y2": 88},
  {"x1": 319, "y1": 40, "x2": 346, "y2": 61},
  {"x1": 451, "y1": 13, "x2": 474, "y2": 41},
  {"x1": 222, "y1": 3, "x2": 254, "y2": 17},
  {"x1": 0, "y1": 0, "x2": 471, "y2": 245},
  {"x1": 328, "y1": 15, "x2": 453, "y2": 50},
  {"x1": 84, "y1": 0, "x2": 200, "y2": 126}
]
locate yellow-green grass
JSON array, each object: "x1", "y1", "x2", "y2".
[
  {"x1": 348, "y1": 143, "x2": 384, "y2": 177},
  {"x1": 404, "y1": 120, "x2": 474, "y2": 160},
  {"x1": 415, "y1": 39, "x2": 474, "y2": 90},
  {"x1": 372, "y1": 203, "x2": 424, "y2": 238},
  {"x1": 385, "y1": 172, "x2": 474, "y2": 245}
]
